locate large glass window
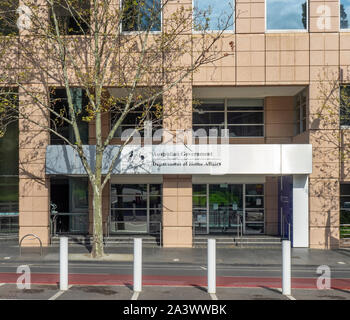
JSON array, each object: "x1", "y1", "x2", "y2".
[
  {"x1": 110, "y1": 184, "x2": 162, "y2": 233},
  {"x1": 192, "y1": 99, "x2": 225, "y2": 136},
  {"x1": 193, "y1": 0, "x2": 234, "y2": 31},
  {"x1": 341, "y1": 0, "x2": 350, "y2": 29},
  {"x1": 50, "y1": 0, "x2": 90, "y2": 35},
  {"x1": 111, "y1": 99, "x2": 163, "y2": 137},
  {"x1": 0, "y1": 177, "x2": 18, "y2": 214},
  {"x1": 50, "y1": 177, "x2": 89, "y2": 234},
  {"x1": 266, "y1": 0, "x2": 307, "y2": 31},
  {"x1": 193, "y1": 98, "x2": 264, "y2": 137},
  {"x1": 193, "y1": 183, "x2": 264, "y2": 235},
  {"x1": 50, "y1": 88, "x2": 89, "y2": 145},
  {"x1": 0, "y1": 0, "x2": 18, "y2": 35},
  {"x1": 122, "y1": 0, "x2": 161, "y2": 32},
  {"x1": 0, "y1": 88, "x2": 19, "y2": 234},
  {"x1": 227, "y1": 99, "x2": 264, "y2": 137},
  {"x1": 340, "y1": 184, "x2": 350, "y2": 239}
]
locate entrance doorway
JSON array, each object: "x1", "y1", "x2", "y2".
[
  {"x1": 110, "y1": 184, "x2": 162, "y2": 234},
  {"x1": 193, "y1": 183, "x2": 265, "y2": 235},
  {"x1": 50, "y1": 177, "x2": 89, "y2": 234}
]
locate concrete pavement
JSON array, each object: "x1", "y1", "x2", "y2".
[{"x1": 2, "y1": 240, "x2": 350, "y2": 267}]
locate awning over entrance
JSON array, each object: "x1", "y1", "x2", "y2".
[{"x1": 46, "y1": 144, "x2": 312, "y2": 175}]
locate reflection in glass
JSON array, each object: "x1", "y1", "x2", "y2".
[
  {"x1": 110, "y1": 184, "x2": 162, "y2": 233},
  {"x1": 245, "y1": 210, "x2": 264, "y2": 222},
  {"x1": 122, "y1": 0, "x2": 161, "y2": 32},
  {"x1": 193, "y1": 0, "x2": 234, "y2": 31},
  {"x1": 266, "y1": 0, "x2": 307, "y2": 30},
  {"x1": 341, "y1": 0, "x2": 350, "y2": 29}
]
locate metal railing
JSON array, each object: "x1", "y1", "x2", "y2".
[
  {"x1": 50, "y1": 213, "x2": 89, "y2": 238},
  {"x1": 193, "y1": 211, "x2": 243, "y2": 238},
  {"x1": 280, "y1": 212, "x2": 291, "y2": 241},
  {"x1": 19, "y1": 233, "x2": 43, "y2": 256}
]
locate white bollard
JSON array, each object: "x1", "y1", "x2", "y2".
[
  {"x1": 60, "y1": 237, "x2": 68, "y2": 291},
  {"x1": 207, "y1": 239, "x2": 216, "y2": 294},
  {"x1": 282, "y1": 240, "x2": 291, "y2": 296},
  {"x1": 133, "y1": 238, "x2": 142, "y2": 292}
]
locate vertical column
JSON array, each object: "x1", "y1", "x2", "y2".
[
  {"x1": 19, "y1": 84, "x2": 50, "y2": 246},
  {"x1": 163, "y1": 175, "x2": 193, "y2": 248},
  {"x1": 293, "y1": 175, "x2": 309, "y2": 248}
]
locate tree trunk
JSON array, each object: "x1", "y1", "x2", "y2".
[{"x1": 91, "y1": 184, "x2": 105, "y2": 258}]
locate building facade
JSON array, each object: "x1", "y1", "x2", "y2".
[{"x1": 1, "y1": 0, "x2": 350, "y2": 249}]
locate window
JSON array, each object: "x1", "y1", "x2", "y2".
[
  {"x1": 122, "y1": 0, "x2": 161, "y2": 32},
  {"x1": 0, "y1": 0, "x2": 18, "y2": 35},
  {"x1": 340, "y1": 184, "x2": 350, "y2": 239},
  {"x1": 340, "y1": 85, "x2": 350, "y2": 127},
  {"x1": 341, "y1": 0, "x2": 350, "y2": 29},
  {"x1": 0, "y1": 175, "x2": 19, "y2": 233},
  {"x1": 193, "y1": 98, "x2": 264, "y2": 138},
  {"x1": 50, "y1": 0, "x2": 90, "y2": 35},
  {"x1": 0, "y1": 177, "x2": 18, "y2": 214},
  {"x1": 110, "y1": 184, "x2": 162, "y2": 233},
  {"x1": 111, "y1": 99, "x2": 163, "y2": 137},
  {"x1": 50, "y1": 177, "x2": 88, "y2": 234},
  {"x1": 193, "y1": 0, "x2": 234, "y2": 31},
  {"x1": 0, "y1": 88, "x2": 19, "y2": 233},
  {"x1": 295, "y1": 88, "x2": 307, "y2": 134},
  {"x1": 50, "y1": 88, "x2": 89, "y2": 145},
  {"x1": 266, "y1": 0, "x2": 307, "y2": 31}
]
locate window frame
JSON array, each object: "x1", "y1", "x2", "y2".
[
  {"x1": 192, "y1": 0, "x2": 235, "y2": 34},
  {"x1": 265, "y1": 0, "x2": 309, "y2": 33},
  {"x1": 120, "y1": 0, "x2": 162, "y2": 34},
  {"x1": 192, "y1": 98, "x2": 265, "y2": 138},
  {"x1": 295, "y1": 88, "x2": 308, "y2": 135},
  {"x1": 340, "y1": 0, "x2": 350, "y2": 31}
]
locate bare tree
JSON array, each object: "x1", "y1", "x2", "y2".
[{"x1": 0, "y1": 0, "x2": 234, "y2": 257}]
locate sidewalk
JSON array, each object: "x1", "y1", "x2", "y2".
[{"x1": 1, "y1": 240, "x2": 350, "y2": 267}]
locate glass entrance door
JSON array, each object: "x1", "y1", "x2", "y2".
[
  {"x1": 193, "y1": 183, "x2": 265, "y2": 235},
  {"x1": 110, "y1": 184, "x2": 162, "y2": 234},
  {"x1": 209, "y1": 184, "x2": 243, "y2": 233}
]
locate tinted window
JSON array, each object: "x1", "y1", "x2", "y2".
[
  {"x1": 122, "y1": 0, "x2": 161, "y2": 32},
  {"x1": 50, "y1": 88, "x2": 89, "y2": 145},
  {"x1": 50, "y1": 0, "x2": 90, "y2": 35},
  {"x1": 0, "y1": 0, "x2": 18, "y2": 35}
]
